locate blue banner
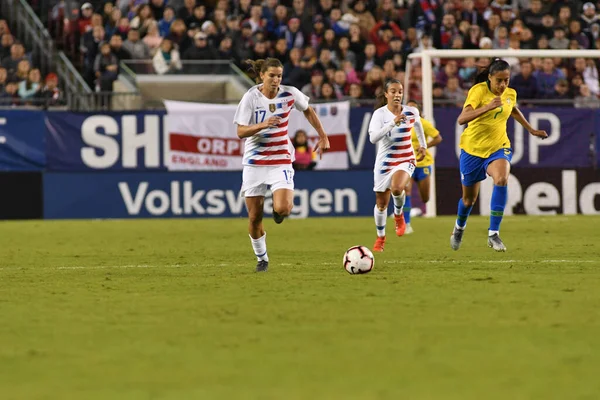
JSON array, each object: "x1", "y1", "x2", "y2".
[
  {"x1": 432, "y1": 107, "x2": 599, "y2": 168},
  {"x1": 43, "y1": 170, "x2": 375, "y2": 219},
  {"x1": 45, "y1": 111, "x2": 167, "y2": 171},
  {"x1": 0, "y1": 110, "x2": 46, "y2": 171}
]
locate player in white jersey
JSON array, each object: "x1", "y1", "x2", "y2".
[
  {"x1": 233, "y1": 58, "x2": 330, "y2": 272},
  {"x1": 368, "y1": 79, "x2": 427, "y2": 252}
]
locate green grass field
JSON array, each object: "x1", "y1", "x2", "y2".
[{"x1": 1, "y1": 215, "x2": 599, "y2": 400}]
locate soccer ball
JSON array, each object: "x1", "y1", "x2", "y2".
[{"x1": 343, "y1": 245, "x2": 374, "y2": 275}]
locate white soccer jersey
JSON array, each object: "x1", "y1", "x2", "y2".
[
  {"x1": 233, "y1": 84, "x2": 310, "y2": 166},
  {"x1": 368, "y1": 105, "x2": 426, "y2": 176}
]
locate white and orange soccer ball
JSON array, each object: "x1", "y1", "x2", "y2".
[{"x1": 343, "y1": 245, "x2": 374, "y2": 274}]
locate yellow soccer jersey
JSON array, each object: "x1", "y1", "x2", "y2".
[
  {"x1": 410, "y1": 118, "x2": 439, "y2": 167},
  {"x1": 460, "y1": 82, "x2": 517, "y2": 158}
]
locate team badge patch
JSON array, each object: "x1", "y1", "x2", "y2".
[
  {"x1": 269, "y1": 104, "x2": 276, "y2": 112},
  {"x1": 507, "y1": 98, "x2": 511, "y2": 105}
]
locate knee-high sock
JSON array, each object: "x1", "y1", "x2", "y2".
[
  {"x1": 489, "y1": 185, "x2": 508, "y2": 235},
  {"x1": 250, "y1": 233, "x2": 268, "y2": 261},
  {"x1": 374, "y1": 205, "x2": 387, "y2": 237},
  {"x1": 456, "y1": 198, "x2": 473, "y2": 229},
  {"x1": 403, "y1": 195, "x2": 412, "y2": 224},
  {"x1": 392, "y1": 192, "x2": 405, "y2": 216}
]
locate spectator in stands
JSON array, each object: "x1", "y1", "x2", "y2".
[
  {"x1": 149, "y1": 0, "x2": 166, "y2": 21},
  {"x1": 182, "y1": 32, "x2": 218, "y2": 73},
  {"x1": 432, "y1": 82, "x2": 448, "y2": 105},
  {"x1": 217, "y1": 35, "x2": 234, "y2": 60},
  {"x1": 82, "y1": 25, "x2": 106, "y2": 86},
  {"x1": 115, "y1": 16, "x2": 131, "y2": 40},
  {"x1": 109, "y1": 34, "x2": 130, "y2": 61},
  {"x1": 547, "y1": 79, "x2": 572, "y2": 104},
  {"x1": 143, "y1": 21, "x2": 163, "y2": 56},
  {"x1": 534, "y1": 57, "x2": 565, "y2": 98},
  {"x1": 185, "y1": 5, "x2": 207, "y2": 30},
  {"x1": 159, "y1": 6, "x2": 175, "y2": 38},
  {"x1": 320, "y1": 81, "x2": 337, "y2": 100},
  {"x1": 2, "y1": 43, "x2": 26, "y2": 77},
  {"x1": 177, "y1": 0, "x2": 196, "y2": 21},
  {"x1": 78, "y1": 2, "x2": 94, "y2": 35},
  {"x1": 152, "y1": 38, "x2": 182, "y2": 75},
  {"x1": 94, "y1": 41, "x2": 119, "y2": 92},
  {"x1": 573, "y1": 57, "x2": 600, "y2": 96},
  {"x1": 444, "y1": 76, "x2": 466, "y2": 106},
  {"x1": 36, "y1": 73, "x2": 62, "y2": 107},
  {"x1": 291, "y1": 0, "x2": 313, "y2": 35},
  {"x1": 18, "y1": 68, "x2": 41, "y2": 101},
  {"x1": 292, "y1": 129, "x2": 317, "y2": 171},
  {"x1": 459, "y1": 57, "x2": 477, "y2": 88},
  {"x1": 434, "y1": 14, "x2": 458, "y2": 49},
  {"x1": 123, "y1": 29, "x2": 151, "y2": 60},
  {"x1": 0, "y1": 80, "x2": 19, "y2": 106},
  {"x1": 302, "y1": 69, "x2": 323, "y2": 98},
  {"x1": 13, "y1": 59, "x2": 31, "y2": 82},
  {"x1": 511, "y1": 60, "x2": 538, "y2": 101},
  {"x1": 130, "y1": 4, "x2": 155, "y2": 37},
  {"x1": 575, "y1": 84, "x2": 600, "y2": 108},
  {"x1": 549, "y1": 27, "x2": 570, "y2": 50},
  {"x1": 0, "y1": 33, "x2": 14, "y2": 60},
  {"x1": 105, "y1": 8, "x2": 122, "y2": 39},
  {"x1": 580, "y1": 2, "x2": 600, "y2": 31},
  {"x1": 569, "y1": 20, "x2": 591, "y2": 49}
]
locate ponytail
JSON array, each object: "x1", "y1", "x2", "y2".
[
  {"x1": 374, "y1": 78, "x2": 403, "y2": 109},
  {"x1": 475, "y1": 58, "x2": 511, "y2": 84},
  {"x1": 245, "y1": 58, "x2": 283, "y2": 84}
]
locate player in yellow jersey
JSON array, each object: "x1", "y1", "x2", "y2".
[
  {"x1": 450, "y1": 59, "x2": 548, "y2": 252},
  {"x1": 402, "y1": 100, "x2": 442, "y2": 234}
]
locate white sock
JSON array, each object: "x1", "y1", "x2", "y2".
[
  {"x1": 250, "y1": 232, "x2": 268, "y2": 261},
  {"x1": 488, "y1": 230, "x2": 499, "y2": 237},
  {"x1": 455, "y1": 223, "x2": 466, "y2": 230},
  {"x1": 392, "y1": 191, "x2": 405, "y2": 216},
  {"x1": 374, "y1": 205, "x2": 387, "y2": 237}
]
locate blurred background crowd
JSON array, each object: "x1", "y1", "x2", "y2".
[{"x1": 2, "y1": 0, "x2": 600, "y2": 108}]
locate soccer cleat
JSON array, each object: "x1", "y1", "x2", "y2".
[
  {"x1": 487, "y1": 233, "x2": 507, "y2": 252},
  {"x1": 256, "y1": 260, "x2": 269, "y2": 272},
  {"x1": 373, "y1": 236, "x2": 386, "y2": 252},
  {"x1": 450, "y1": 226, "x2": 464, "y2": 251},
  {"x1": 405, "y1": 223, "x2": 414, "y2": 235},
  {"x1": 393, "y1": 213, "x2": 406, "y2": 236},
  {"x1": 272, "y1": 209, "x2": 284, "y2": 224}
]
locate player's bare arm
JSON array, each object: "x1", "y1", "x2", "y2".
[
  {"x1": 510, "y1": 107, "x2": 548, "y2": 139},
  {"x1": 457, "y1": 97, "x2": 502, "y2": 125},
  {"x1": 428, "y1": 134, "x2": 442, "y2": 148},
  {"x1": 236, "y1": 116, "x2": 281, "y2": 139},
  {"x1": 302, "y1": 107, "x2": 330, "y2": 159}
]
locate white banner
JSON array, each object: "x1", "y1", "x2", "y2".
[{"x1": 164, "y1": 100, "x2": 350, "y2": 171}]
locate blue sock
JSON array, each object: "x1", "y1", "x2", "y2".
[
  {"x1": 403, "y1": 196, "x2": 412, "y2": 224},
  {"x1": 489, "y1": 185, "x2": 508, "y2": 233},
  {"x1": 456, "y1": 198, "x2": 473, "y2": 229}
]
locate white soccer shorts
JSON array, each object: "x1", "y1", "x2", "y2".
[
  {"x1": 373, "y1": 162, "x2": 416, "y2": 192},
  {"x1": 241, "y1": 165, "x2": 295, "y2": 197}
]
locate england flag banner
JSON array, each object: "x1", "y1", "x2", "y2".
[{"x1": 164, "y1": 100, "x2": 350, "y2": 170}]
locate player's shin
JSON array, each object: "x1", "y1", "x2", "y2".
[
  {"x1": 250, "y1": 232, "x2": 269, "y2": 261},
  {"x1": 489, "y1": 185, "x2": 508, "y2": 236},
  {"x1": 456, "y1": 198, "x2": 473, "y2": 229},
  {"x1": 374, "y1": 205, "x2": 386, "y2": 237},
  {"x1": 403, "y1": 195, "x2": 412, "y2": 224}
]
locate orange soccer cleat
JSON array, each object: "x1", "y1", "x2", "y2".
[
  {"x1": 373, "y1": 236, "x2": 386, "y2": 252},
  {"x1": 394, "y1": 213, "x2": 406, "y2": 236}
]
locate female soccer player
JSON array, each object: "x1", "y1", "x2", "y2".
[
  {"x1": 233, "y1": 58, "x2": 330, "y2": 272},
  {"x1": 403, "y1": 100, "x2": 443, "y2": 234},
  {"x1": 369, "y1": 79, "x2": 427, "y2": 252},
  {"x1": 451, "y1": 58, "x2": 548, "y2": 252}
]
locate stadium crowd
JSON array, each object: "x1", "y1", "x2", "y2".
[{"x1": 4, "y1": 0, "x2": 600, "y2": 108}]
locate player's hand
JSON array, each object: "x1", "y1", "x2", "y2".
[
  {"x1": 263, "y1": 116, "x2": 281, "y2": 129},
  {"x1": 530, "y1": 129, "x2": 548, "y2": 139},
  {"x1": 487, "y1": 96, "x2": 502, "y2": 110},
  {"x1": 393, "y1": 114, "x2": 407, "y2": 125},
  {"x1": 313, "y1": 136, "x2": 330, "y2": 160},
  {"x1": 416, "y1": 147, "x2": 427, "y2": 162}
]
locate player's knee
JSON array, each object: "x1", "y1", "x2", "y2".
[
  {"x1": 462, "y1": 196, "x2": 477, "y2": 208},
  {"x1": 248, "y1": 212, "x2": 263, "y2": 226},
  {"x1": 494, "y1": 176, "x2": 509, "y2": 186},
  {"x1": 273, "y1": 202, "x2": 293, "y2": 216},
  {"x1": 390, "y1": 187, "x2": 404, "y2": 196}
]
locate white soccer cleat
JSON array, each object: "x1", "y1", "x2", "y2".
[
  {"x1": 450, "y1": 226, "x2": 464, "y2": 251},
  {"x1": 404, "y1": 224, "x2": 414, "y2": 234},
  {"x1": 487, "y1": 234, "x2": 507, "y2": 252}
]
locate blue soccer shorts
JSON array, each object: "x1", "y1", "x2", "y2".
[
  {"x1": 459, "y1": 148, "x2": 513, "y2": 187},
  {"x1": 412, "y1": 166, "x2": 432, "y2": 182}
]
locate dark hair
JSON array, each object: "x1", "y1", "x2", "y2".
[
  {"x1": 406, "y1": 100, "x2": 423, "y2": 116},
  {"x1": 245, "y1": 58, "x2": 284, "y2": 84},
  {"x1": 475, "y1": 58, "x2": 510, "y2": 84},
  {"x1": 375, "y1": 78, "x2": 402, "y2": 109}
]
